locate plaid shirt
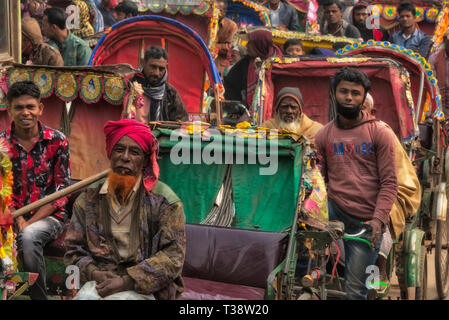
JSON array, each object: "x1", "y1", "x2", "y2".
[{"x1": 0, "y1": 122, "x2": 71, "y2": 222}]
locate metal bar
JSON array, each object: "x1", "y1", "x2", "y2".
[
  {"x1": 282, "y1": 149, "x2": 306, "y2": 299},
  {"x1": 415, "y1": 71, "x2": 425, "y2": 127},
  {"x1": 12, "y1": 169, "x2": 111, "y2": 219}
]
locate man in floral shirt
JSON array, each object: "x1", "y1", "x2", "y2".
[{"x1": 1, "y1": 81, "x2": 71, "y2": 300}]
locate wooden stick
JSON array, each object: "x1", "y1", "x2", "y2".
[{"x1": 12, "y1": 169, "x2": 111, "y2": 219}]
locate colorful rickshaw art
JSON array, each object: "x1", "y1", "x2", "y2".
[
  {"x1": 226, "y1": 0, "x2": 271, "y2": 28},
  {"x1": 431, "y1": 0, "x2": 449, "y2": 53}
]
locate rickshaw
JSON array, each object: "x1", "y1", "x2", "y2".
[
  {"x1": 142, "y1": 121, "x2": 313, "y2": 300},
  {"x1": 1, "y1": 10, "x2": 227, "y2": 299},
  {"x1": 251, "y1": 40, "x2": 447, "y2": 299},
  {"x1": 89, "y1": 15, "x2": 224, "y2": 123}
]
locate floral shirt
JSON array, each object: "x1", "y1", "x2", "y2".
[{"x1": 0, "y1": 122, "x2": 71, "y2": 222}]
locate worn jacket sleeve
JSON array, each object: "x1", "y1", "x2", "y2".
[
  {"x1": 126, "y1": 201, "x2": 186, "y2": 295},
  {"x1": 64, "y1": 193, "x2": 99, "y2": 283},
  {"x1": 373, "y1": 124, "x2": 398, "y2": 225},
  {"x1": 288, "y1": 5, "x2": 300, "y2": 31},
  {"x1": 168, "y1": 86, "x2": 189, "y2": 121}
]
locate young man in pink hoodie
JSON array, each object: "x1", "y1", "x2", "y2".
[{"x1": 315, "y1": 67, "x2": 398, "y2": 300}]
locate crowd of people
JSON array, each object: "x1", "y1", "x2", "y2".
[{"x1": 1, "y1": 0, "x2": 445, "y2": 301}]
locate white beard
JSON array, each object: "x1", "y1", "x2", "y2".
[{"x1": 277, "y1": 116, "x2": 301, "y2": 133}]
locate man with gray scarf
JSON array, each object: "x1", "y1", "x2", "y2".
[{"x1": 130, "y1": 46, "x2": 188, "y2": 123}]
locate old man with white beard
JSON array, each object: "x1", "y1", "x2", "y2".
[{"x1": 262, "y1": 87, "x2": 323, "y2": 142}]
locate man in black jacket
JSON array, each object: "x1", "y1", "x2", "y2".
[{"x1": 130, "y1": 46, "x2": 188, "y2": 123}]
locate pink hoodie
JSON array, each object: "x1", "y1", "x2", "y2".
[{"x1": 315, "y1": 113, "x2": 398, "y2": 225}]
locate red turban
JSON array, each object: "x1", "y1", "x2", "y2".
[{"x1": 104, "y1": 119, "x2": 159, "y2": 192}]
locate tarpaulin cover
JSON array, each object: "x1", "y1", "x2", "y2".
[
  {"x1": 90, "y1": 16, "x2": 222, "y2": 114},
  {"x1": 263, "y1": 60, "x2": 415, "y2": 141},
  {"x1": 155, "y1": 129, "x2": 303, "y2": 232}
]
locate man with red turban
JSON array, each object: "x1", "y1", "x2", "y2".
[{"x1": 64, "y1": 119, "x2": 186, "y2": 300}]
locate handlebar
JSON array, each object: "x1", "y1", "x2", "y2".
[{"x1": 342, "y1": 224, "x2": 374, "y2": 250}]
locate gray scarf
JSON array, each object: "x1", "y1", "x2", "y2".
[
  {"x1": 141, "y1": 72, "x2": 168, "y2": 121},
  {"x1": 143, "y1": 71, "x2": 167, "y2": 101}
]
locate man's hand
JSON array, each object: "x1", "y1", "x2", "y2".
[
  {"x1": 15, "y1": 216, "x2": 29, "y2": 232},
  {"x1": 364, "y1": 218, "x2": 383, "y2": 246},
  {"x1": 96, "y1": 277, "x2": 125, "y2": 298},
  {"x1": 92, "y1": 270, "x2": 119, "y2": 284}
]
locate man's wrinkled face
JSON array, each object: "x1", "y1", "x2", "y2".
[
  {"x1": 286, "y1": 45, "x2": 304, "y2": 57},
  {"x1": 278, "y1": 96, "x2": 301, "y2": 123},
  {"x1": 143, "y1": 57, "x2": 168, "y2": 86},
  {"x1": 269, "y1": 0, "x2": 280, "y2": 6},
  {"x1": 398, "y1": 10, "x2": 416, "y2": 29},
  {"x1": 110, "y1": 135, "x2": 146, "y2": 177},
  {"x1": 335, "y1": 80, "x2": 365, "y2": 109},
  {"x1": 353, "y1": 8, "x2": 369, "y2": 28},
  {"x1": 324, "y1": 4, "x2": 342, "y2": 25},
  {"x1": 8, "y1": 95, "x2": 43, "y2": 131}
]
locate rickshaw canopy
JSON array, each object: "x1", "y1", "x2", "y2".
[{"x1": 89, "y1": 15, "x2": 222, "y2": 114}]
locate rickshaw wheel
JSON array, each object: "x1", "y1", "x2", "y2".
[
  {"x1": 435, "y1": 215, "x2": 449, "y2": 299},
  {"x1": 415, "y1": 245, "x2": 428, "y2": 300}
]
